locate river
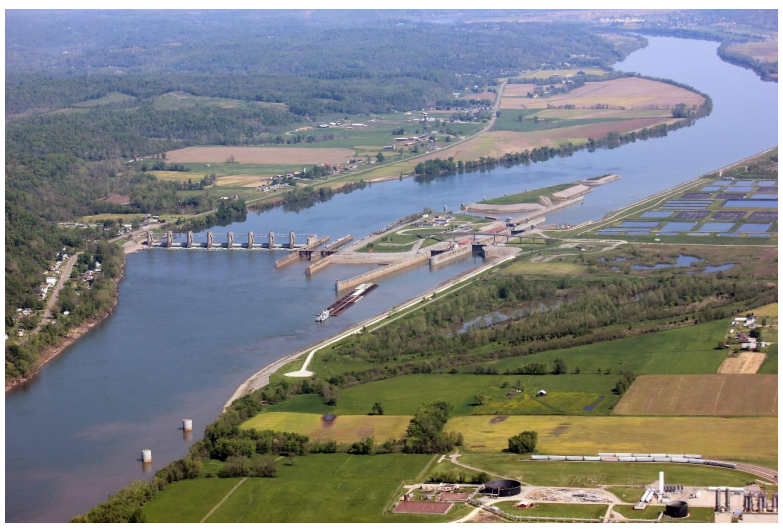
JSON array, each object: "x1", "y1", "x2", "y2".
[{"x1": 4, "y1": 37, "x2": 777, "y2": 522}]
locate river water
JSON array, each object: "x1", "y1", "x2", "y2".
[{"x1": 4, "y1": 37, "x2": 778, "y2": 522}]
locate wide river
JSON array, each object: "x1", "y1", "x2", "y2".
[{"x1": 5, "y1": 37, "x2": 778, "y2": 522}]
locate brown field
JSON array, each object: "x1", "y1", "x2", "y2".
[
  {"x1": 613, "y1": 374, "x2": 777, "y2": 416},
  {"x1": 393, "y1": 501, "x2": 452, "y2": 514},
  {"x1": 727, "y1": 41, "x2": 778, "y2": 63},
  {"x1": 533, "y1": 108, "x2": 672, "y2": 120},
  {"x1": 718, "y1": 353, "x2": 767, "y2": 374},
  {"x1": 507, "y1": 77, "x2": 705, "y2": 110},
  {"x1": 166, "y1": 146, "x2": 355, "y2": 165},
  {"x1": 422, "y1": 117, "x2": 671, "y2": 161}
]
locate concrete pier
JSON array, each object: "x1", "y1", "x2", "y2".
[
  {"x1": 187, "y1": 231, "x2": 193, "y2": 248},
  {"x1": 147, "y1": 231, "x2": 153, "y2": 247},
  {"x1": 247, "y1": 231, "x2": 254, "y2": 249},
  {"x1": 335, "y1": 252, "x2": 430, "y2": 291},
  {"x1": 227, "y1": 231, "x2": 234, "y2": 249},
  {"x1": 429, "y1": 244, "x2": 472, "y2": 266},
  {"x1": 306, "y1": 254, "x2": 335, "y2": 275},
  {"x1": 207, "y1": 231, "x2": 213, "y2": 249},
  {"x1": 289, "y1": 231, "x2": 296, "y2": 249},
  {"x1": 166, "y1": 231, "x2": 173, "y2": 247},
  {"x1": 268, "y1": 231, "x2": 275, "y2": 248},
  {"x1": 275, "y1": 236, "x2": 330, "y2": 269}
]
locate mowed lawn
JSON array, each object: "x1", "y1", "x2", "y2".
[
  {"x1": 240, "y1": 412, "x2": 411, "y2": 443},
  {"x1": 613, "y1": 504, "x2": 714, "y2": 521},
  {"x1": 481, "y1": 319, "x2": 731, "y2": 375},
  {"x1": 495, "y1": 501, "x2": 609, "y2": 519},
  {"x1": 500, "y1": 261, "x2": 587, "y2": 276},
  {"x1": 143, "y1": 477, "x2": 244, "y2": 522},
  {"x1": 143, "y1": 454, "x2": 453, "y2": 523},
  {"x1": 453, "y1": 455, "x2": 763, "y2": 488},
  {"x1": 447, "y1": 415, "x2": 777, "y2": 459},
  {"x1": 263, "y1": 374, "x2": 618, "y2": 417},
  {"x1": 614, "y1": 374, "x2": 778, "y2": 416}
]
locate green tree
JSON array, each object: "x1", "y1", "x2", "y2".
[
  {"x1": 508, "y1": 431, "x2": 538, "y2": 453},
  {"x1": 372, "y1": 402, "x2": 385, "y2": 415},
  {"x1": 553, "y1": 357, "x2": 568, "y2": 375}
]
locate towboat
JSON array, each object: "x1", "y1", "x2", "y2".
[{"x1": 315, "y1": 310, "x2": 330, "y2": 322}]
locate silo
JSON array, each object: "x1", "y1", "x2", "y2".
[{"x1": 665, "y1": 501, "x2": 688, "y2": 518}]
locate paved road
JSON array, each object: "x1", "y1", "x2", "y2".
[{"x1": 34, "y1": 253, "x2": 79, "y2": 334}]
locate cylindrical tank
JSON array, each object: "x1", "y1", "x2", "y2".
[
  {"x1": 665, "y1": 501, "x2": 688, "y2": 518},
  {"x1": 182, "y1": 419, "x2": 193, "y2": 431},
  {"x1": 482, "y1": 479, "x2": 522, "y2": 497},
  {"x1": 141, "y1": 449, "x2": 152, "y2": 463}
]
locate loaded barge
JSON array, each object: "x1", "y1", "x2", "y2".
[{"x1": 315, "y1": 283, "x2": 378, "y2": 321}]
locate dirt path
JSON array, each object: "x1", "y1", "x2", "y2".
[{"x1": 199, "y1": 477, "x2": 247, "y2": 523}]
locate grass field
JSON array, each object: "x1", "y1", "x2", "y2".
[
  {"x1": 447, "y1": 416, "x2": 777, "y2": 459},
  {"x1": 613, "y1": 505, "x2": 714, "y2": 522},
  {"x1": 480, "y1": 319, "x2": 731, "y2": 376},
  {"x1": 263, "y1": 374, "x2": 618, "y2": 417},
  {"x1": 606, "y1": 487, "x2": 645, "y2": 503},
  {"x1": 479, "y1": 183, "x2": 572, "y2": 205},
  {"x1": 73, "y1": 91, "x2": 135, "y2": 108},
  {"x1": 614, "y1": 374, "x2": 778, "y2": 416},
  {"x1": 517, "y1": 68, "x2": 608, "y2": 79},
  {"x1": 495, "y1": 501, "x2": 609, "y2": 519},
  {"x1": 240, "y1": 412, "x2": 411, "y2": 443},
  {"x1": 453, "y1": 455, "x2": 764, "y2": 488},
  {"x1": 143, "y1": 454, "x2": 463, "y2": 523},
  {"x1": 499, "y1": 261, "x2": 587, "y2": 275}
]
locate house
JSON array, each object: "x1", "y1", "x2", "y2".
[{"x1": 46, "y1": 277, "x2": 57, "y2": 286}]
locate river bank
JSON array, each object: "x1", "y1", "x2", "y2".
[
  {"x1": 5, "y1": 269, "x2": 123, "y2": 392},
  {"x1": 224, "y1": 248, "x2": 520, "y2": 410}
]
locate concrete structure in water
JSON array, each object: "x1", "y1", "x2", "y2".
[
  {"x1": 141, "y1": 449, "x2": 152, "y2": 463},
  {"x1": 145, "y1": 230, "x2": 315, "y2": 250},
  {"x1": 182, "y1": 419, "x2": 193, "y2": 432}
]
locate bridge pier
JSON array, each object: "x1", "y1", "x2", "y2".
[
  {"x1": 207, "y1": 231, "x2": 213, "y2": 249},
  {"x1": 289, "y1": 231, "x2": 296, "y2": 249},
  {"x1": 307, "y1": 234, "x2": 316, "y2": 246},
  {"x1": 147, "y1": 232, "x2": 153, "y2": 247},
  {"x1": 187, "y1": 232, "x2": 193, "y2": 248},
  {"x1": 248, "y1": 231, "x2": 254, "y2": 249},
  {"x1": 268, "y1": 231, "x2": 275, "y2": 249},
  {"x1": 166, "y1": 231, "x2": 173, "y2": 248},
  {"x1": 227, "y1": 231, "x2": 234, "y2": 249}
]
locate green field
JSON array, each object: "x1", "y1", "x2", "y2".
[
  {"x1": 263, "y1": 374, "x2": 618, "y2": 417},
  {"x1": 492, "y1": 109, "x2": 627, "y2": 133},
  {"x1": 452, "y1": 455, "x2": 764, "y2": 488},
  {"x1": 500, "y1": 261, "x2": 587, "y2": 275},
  {"x1": 73, "y1": 91, "x2": 135, "y2": 108},
  {"x1": 448, "y1": 415, "x2": 777, "y2": 459},
  {"x1": 479, "y1": 183, "x2": 572, "y2": 205},
  {"x1": 606, "y1": 487, "x2": 645, "y2": 503},
  {"x1": 495, "y1": 501, "x2": 608, "y2": 519},
  {"x1": 143, "y1": 454, "x2": 467, "y2": 523},
  {"x1": 479, "y1": 319, "x2": 731, "y2": 376},
  {"x1": 613, "y1": 505, "x2": 714, "y2": 522},
  {"x1": 240, "y1": 412, "x2": 412, "y2": 443},
  {"x1": 517, "y1": 68, "x2": 608, "y2": 79}
]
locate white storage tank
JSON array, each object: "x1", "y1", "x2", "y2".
[
  {"x1": 653, "y1": 457, "x2": 671, "y2": 463},
  {"x1": 633, "y1": 454, "x2": 650, "y2": 458},
  {"x1": 619, "y1": 457, "x2": 636, "y2": 462},
  {"x1": 672, "y1": 457, "x2": 689, "y2": 464},
  {"x1": 597, "y1": 453, "x2": 616, "y2": 457},
  {"x1": 684, "y1": 454, "x2": 702, "y2": 459},
  {"x1": 616, "y1": 453, "x2": 632, "y2": 458},
  {"x1": 636, "y1": 457, "x2": 653, "y2": 462},
  {"x1": 584, "y1": 456, "x2": 601, "y2": 461},
  {"x1": 182, "y1": 419, "x2": 193, "y2": 432},
  {"x1": 549, "y1": 455, "x2": 566, "y2": 461},
  {"x1": 531, "y1": 455, "x2": 549, "y2": 461},
  {"x1": 141, "y1": 449, "x2": 152, "y2": 463},
  {"x1": 566, "y1": 456, "x2": 583, "y2": 461}
]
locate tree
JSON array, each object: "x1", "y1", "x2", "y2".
[
  {"x1": 226, "y1": 155, "x2": 236, "y2": 163},
  {"x1": 372, "y1": 402, "x2": 385, "y2": 415},
  {"x1": 472, "y1": 394, "x2": 486, "y2": 406},
  {"x1": 749, "y1": 328, "x2": 762, "y2": 339},
  {"x1": 508, "y1": 431, "x2": 538, "y2": 453},
  {"x1": 376, "y1": 152, "x2": 385, "y2": 163},
  {"x1": 553, "y1": 357, "x2": 568, "y2": 375}
]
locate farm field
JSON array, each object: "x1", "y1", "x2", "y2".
[
  {"x1": 166, "y1": 146, "x2": 355, "y2": 165},
  {"x1": 613, "y1": 374, "x2": 778, "y2": 416},
  {"x1": 262, "y1": 374, "x2": 618, "y2": 417},
  {"x1": 726, "y1": 41, "x2": 778, "y2": 63},
  {"x1": 515, "y1": 68, "x2": 608, "y2": 79},
  {"x1": 72, "y1": 91, "x2": 136, "y2": 107},
  {"x1": 450, "y1": 456, "x2": 762, "y2": 488},
  {"x1": 499, "y1": 261, "x2": 587, "y2": 276},
  {"x1": 717, "y1": 352, "x2": 767, "y2": 374},
  {"x1": 447, "y1": 416, "x2": 777, "y2": 459},
  {"x1": 480, "y1": 319, "x2": 731, "y2": 376},
  {"x1": 240, "y1": 412, "x2": 411, "y2": 443},
  {"x1": 143, "y1": 454, "x2": 462, "y2": 523}
]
